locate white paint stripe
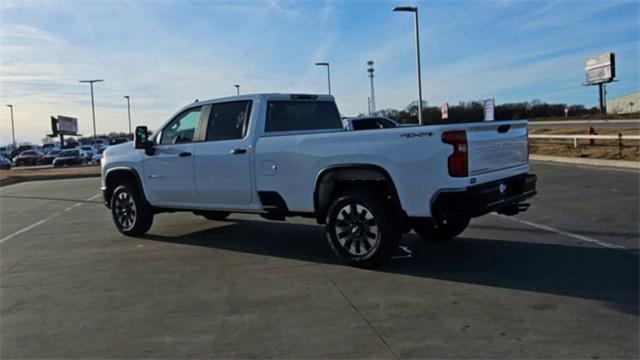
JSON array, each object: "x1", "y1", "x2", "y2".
[
  {"x1": 495, "y1": 214, "x2": 628, "y2": 250},
  {"x1": 392, "y1": 245, "x2": 413, "y2": 260},
  {"x1": 0, "y1": 193, "x2": 101, "y2": 245}
]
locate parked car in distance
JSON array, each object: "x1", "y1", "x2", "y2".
[
  {"x1": 0, "y1": 146, "x2": 13, "y2": 159},
  {"x1": 343, "y1": 116, "x2": 402, "y2": 131},
  {"x1": 101, "y1": 93, "x2": 536, "y2": 268},
  {"x1": 11, "y1": 145, "x2": 38, "y2": 159},
  {"x1": 79, "y1": 145, "x2": 96, "y2": 161},
  {"x1": 92, "y1": 146, "x2": 108, "y2": 163},
  {"x1": 41, "y1": 143, "x2": 59, "y2": 153},
  {"x1": 12, "y1": 150, "x2": 44, "y2": 166},
  {"x1": 111, "y1": 137, "x2": 130, "y2": 145},
  {"x1": 53, "y1": 149, "x2": 85, "y2": 167},
  {"x1": 42, "y1": 149, "x2": 61, "y2": 165},
  {"x1": 0, "y1": 156, "x2": 11, "y2": 170}
]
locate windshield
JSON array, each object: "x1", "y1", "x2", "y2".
[
  {"x1": 59, "y1": 150, "x2": 79, "y2": 157},
  {"x1": 20, "y1": 151, "x2": 37, "y2": 156},
  {"x1": 48, "y1": 150, "x2": 60, "y2": 155}
]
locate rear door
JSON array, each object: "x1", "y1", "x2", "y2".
[
  {"x1": 194, "y1": 100, "x2": 253, "y2": 206},
  {"x1": 143, "y1": 106, "x2": 203, "y2": 204},
  {"x1": 466, "y1": 121, "x2": 528, "y2": 176}
]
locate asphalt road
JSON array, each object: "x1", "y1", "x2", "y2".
[{"x1": 1, "y1": 162, "x2": 638, "y2": 359}]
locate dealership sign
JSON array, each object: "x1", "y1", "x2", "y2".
[
  {"x1": 483, "y1": 98, "x2": 495, "y2": 121},
  {"x1": 585, "y1": 52, "x2": 615, "y2": 85},
  {"x1": 440, "y1": 103, "x2": 449, "y2": 120},
  {"x1": 56, "y1": 115, "x2": 79, "y2": 135}
]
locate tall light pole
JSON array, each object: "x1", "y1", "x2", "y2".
[
  {"x1": 315, "y1": 62, "x2": 331, "y2": 94},
  {"x1": 367, "y1": 61, "x2": 376, "y2": 114},
  {"x1": 6, "y1": 105, "x2": 16, "y2": 150},
  {"x1": 123, "y1": 96, "x2": 132, "y2": 136},
  {"x1": 393, "y1": 6, "x2": 424, "y2": 125},
  {"x1": 79, "y1": 79, "x2": 103, "y2": 147},
  {"x1": 234, "y1": 84, "x2": 240, "y2": 96}
]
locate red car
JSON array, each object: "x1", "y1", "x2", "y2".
[{"x1": 12, "y1": 150, "x2": 44, "y2": 166}]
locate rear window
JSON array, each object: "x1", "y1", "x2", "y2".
[
  {"x1": 21, "y1": 151, "x2": 36, "y2": 156},
  {"x1": 265, "y1": 101, "x2": 342, "y2": 132}
]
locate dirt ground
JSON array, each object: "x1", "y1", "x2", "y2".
[
  {"x1": 0, "y1": 165, "x2": 100, "y2": 184},
  {"x1": 529, "y1": 127, "x2": 640, "y2": 161}
]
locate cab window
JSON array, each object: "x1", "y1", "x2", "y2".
[
  {"x1": 159, "y1": 107, "x2": 201, "y2": 145},
  {"x1": 206, "y1": 101, "x2": 252, "y2": 141}
]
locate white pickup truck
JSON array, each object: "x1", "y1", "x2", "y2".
[{"x1": 101, "y1": 93, "x2": 536, "y2": 267}]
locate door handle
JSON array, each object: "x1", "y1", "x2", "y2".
[
  {"x1": 230, "y1": 148, "x2": 247, "y2": 155},
  {"x1": 179, "y1": 152, "x2": 192, "y2": 157}
]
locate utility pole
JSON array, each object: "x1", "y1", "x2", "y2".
[
  {"x1": 367, "y1": 97, "x2": 372, "y2": 115},
  {"x1": 315, "y1": 63, "x2": 331, "y2": 94},
  {"x1": 367, "y1": 61, "x2": 376, "y2": 114},
  {"x1": 6, "y1": 104, "x2": 16, "y2": 150},
  {"x1": 124, "y1": 96, "x2": 132, "y2": 136},
  {"x1": 234, "y1": 85, "x2": 240, "y2": 96},
  {"x1": 393, "y1": 6, "x2": 424, "y2": 125},
  {"x1": 79, "y1": 79, "x2": 103, "y2": 148}
]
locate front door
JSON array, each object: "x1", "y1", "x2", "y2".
[
  {"x1": 143, "y1": 106, "x2": 202, "y2": 205},
  {"x1": 194, "y1": 100, "x2": 253, "y2": 206}
]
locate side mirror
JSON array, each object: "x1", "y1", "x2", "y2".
[
  {"x1": 134, "y1": 126, "x2": 155, "y2": 155},
  {"x1": 134, "y1": 126, "x2": 149, "y2": 149}
]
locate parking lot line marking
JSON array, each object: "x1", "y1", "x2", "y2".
[
  {"x1": 495, "y1": 214, "x2": 629, "y2": 250},
  {"x1": 0, "y1": 193, "x2": 101, "y2": 245}
]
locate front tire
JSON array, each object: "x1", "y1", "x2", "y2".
[
  {"x1": 412, "y1": 217, "x2": 470, "y2": 242},
  {"x1": 326, "y1": 189, "x2": 399, "y2": 268},
  {"x1": 110, "y1": 183, "x2": 153, "y2": 236}
]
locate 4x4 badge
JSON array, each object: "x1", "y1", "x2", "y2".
[{"x1": 401, "y1": 131, "x2": 433, "y2": 138}]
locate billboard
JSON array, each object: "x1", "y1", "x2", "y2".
[
  {"x1": 483, "y1": 98, "x2": 495, "y2": 121},
  {"x1": 585, "y1": 52, "x2": 615, "y2": 85},
  {"x1": 440, "y1": 102, "x2": 449, "y2": 120},
  {"x1": 57, "y1": 115, "x2": 79, "y2": 135}
]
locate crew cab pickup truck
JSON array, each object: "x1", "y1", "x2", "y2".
[{"x1": 101, "y1": 93, "x2": 536, "y2": 267}]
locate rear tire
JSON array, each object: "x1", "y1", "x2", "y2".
[
  {"x1": 412, "y1": 217, "x2": 470, "y2": 242},
  {"x1": 110, "y1": 183, "x2": 153, "y2": 236},
  {"x1": 325, "y1": 189, "x2": 399, "y2": 268}
]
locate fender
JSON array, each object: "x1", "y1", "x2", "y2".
[
  {"x1": 103, "y1": 167, "x2": 147, "y2": 208},
  {"x1": 313, "y1": 163, "x2": 406, "y2": 225}
]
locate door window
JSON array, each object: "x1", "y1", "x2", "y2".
[
  {"x1": 205, "y1": 101, "x2": 252, "y2": 141},
  {"x1": 159, "y1": 107, "x2": 201, "y2": 145}
]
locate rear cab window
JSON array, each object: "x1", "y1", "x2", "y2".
[{"x1": 265, "y1": 101, "x2": 342, "y2": 133}]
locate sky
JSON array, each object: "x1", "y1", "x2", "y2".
[{"x1": 0, "y1": 0, "x2": 638, "y2": 144}]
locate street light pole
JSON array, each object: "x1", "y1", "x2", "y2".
[
  {"x1": 6, "y1": 104, "x2": 16, "y2": 150},
  {"x1": 315, "y1": 62, "x2": 331, "y2": 94},
  {"x1": 234, "y1": 85, "x2": 240, "y2": 96},
  {"x1": 79, "y1": 79, "x2": 103, "y2": 147},
  {"x1": 393, "y1": 6, "x2": 424, "y2": 125},
  {"x1": 367, "y1": 61, "x2": 376, "y2": 114},
  {"x1": 124, "y1": 96, "x2": 132, "y2": 136}
]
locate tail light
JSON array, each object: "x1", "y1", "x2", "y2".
[{"x1": 442, "y1": 130, "x2": 468, "y2": 177}]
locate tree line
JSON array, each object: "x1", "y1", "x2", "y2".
[{"x1": 367, "y1": 100, "x2": 602, "y2": 124}]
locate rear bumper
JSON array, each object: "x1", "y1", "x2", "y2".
[{"x1": 432, "y1": 173, "x2": 537, "y2": 218}]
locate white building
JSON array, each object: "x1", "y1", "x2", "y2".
[{"x1": 606, "y1": 92, "x2": 640, "y2": 114}]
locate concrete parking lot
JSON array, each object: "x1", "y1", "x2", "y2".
[{"x1": 1, "y1": 161, "x2": 638, "y2": 359}]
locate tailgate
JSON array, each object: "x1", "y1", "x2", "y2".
[{"x1": 466, "y1": 121, "x2": 528, "y2": 176}]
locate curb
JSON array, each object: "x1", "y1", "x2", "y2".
[
  {"x1": 0, "y1": 173, "x2": 101, "y2": 187},
  {"x1": 530, "y1": 154, "x2": 640, "y2": 169}
]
